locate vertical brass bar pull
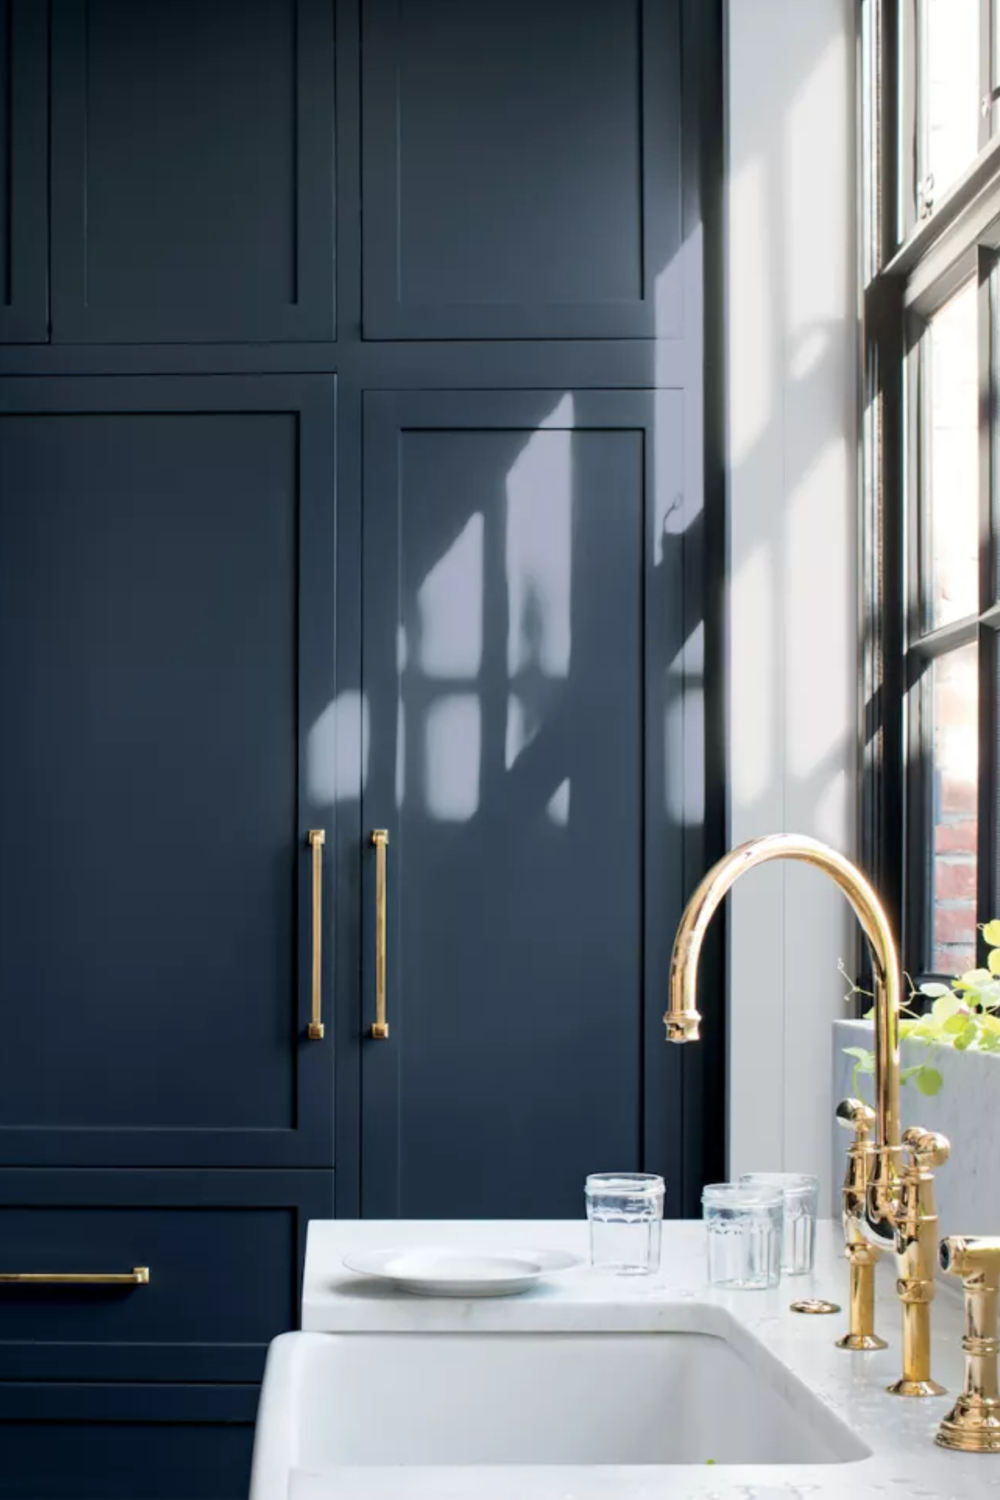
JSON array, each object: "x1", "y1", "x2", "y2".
[
  {"x1": 371, "y1": 829, "x2": 389, "y2": 1039},
  {"x1": 308, "y1": 829, "x2": 326, "y2": 1040}
]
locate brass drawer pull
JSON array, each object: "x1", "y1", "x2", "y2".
[
  {"x1": 0, "y1": 1267, "x2": 150, "y2": 1286},
  {"x1": 370, "y1": 829, "x2": 389, "y2": 1038},
  {"x1": 308, "y1": 829, "x2": 326, "y2": 1040}
]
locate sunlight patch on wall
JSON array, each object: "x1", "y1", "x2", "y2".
[
  {"x1": 668, "y1": 621, "x2": 704, "y2": 677},
  {"x1": 307, "y1": 690, "x2": 369, "y2": 803},
  {"x1": 505, "y1": 693, "x2": 539, "y2": 771},
  {"x1": 395, "y1": 700, "x2": 406, "y2": 809},
  {"x1": 786, "y1": 35, "x2": 847, "y2": 332},
  {"x1": 418, "y1": 513, "x2": 484, "y2": 677},
  {"x1": 425, "y1": 694, "x2": 481, "y2": 821},
  {"x1": 727, "y1": 154, "x2": 772, "y2": 468},
  {"x1": 729, "y1": 541, "x2": 776, "y2": 810},
  {"x1": 786, "y1": 438, "x2": 851, "y2": 780},
  {"x1": 665, "y1": 689, "x2": 704, "y2": 827},
  {"x1": 789, "y1": 326, "x2": 829, "y2": 380},
  {"x1": 546, "y1": 778, "x2": 571, "y2": 826},
  {"x1": 812, "y1": 768, "x2": 849, "y2": 848},
  {"x1": 506, "y1": 395, "x2": 573, "y2": 679}
]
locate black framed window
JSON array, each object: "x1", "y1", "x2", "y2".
[{"x1": 862, "y1": 0, "x2": 1000, "y2": 986}]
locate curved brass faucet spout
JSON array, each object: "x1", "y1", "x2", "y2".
[
  {"x1": 665, "y1": 833, "x2": 949, "y2": 1396},
  {"x1": 665, "y1": 833, "x2": 901, "y2": 1162}
]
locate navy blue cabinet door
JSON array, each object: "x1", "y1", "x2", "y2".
[
  {"x1": 0, "y1": 377, "x2": 337, "y2": 1167},
  {"x1": 359, "y1": 390, "x2": 692, "y2": 1218},
  {"x1": 361, "y1": 0, "x2": 681, "y2": 341},
  {"x1": 50, "y1": 0, "x2": 336, "y2": 344},
  {"x1": 0, "y1": 1385, "x2": 257, "y2": 1500},
  {"x1": 0, "y1": 0, "x2": 48, "y2": 342},
  {"x1": 0, "y1": 1168, "x2": 332, "y2": 1383}
]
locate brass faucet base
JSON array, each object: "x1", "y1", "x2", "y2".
[
  {"x1": 887, "y1": 1377, "x2": 947, "y2": 1398},
  {"x1": 836, "y1": 1332, "x2": 888, "y2": 1351},
  {"x1": 936, "y1": 1397, "x2": 1000, "y2": 1452}
]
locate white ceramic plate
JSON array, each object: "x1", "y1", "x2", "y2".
[{"x1": 341, "y1": 1244, "x2": 580, "y2": 1297}]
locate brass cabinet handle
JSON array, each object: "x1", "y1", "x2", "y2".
[
  {"x1": 0, "y1": 1267, "x2": 150, "y2": 1286},
  {"x1": 308, "y1": 829, "x2": 326, "y2": 1040},
  {"x1": 370, "y1": 829, "x2": 389, "y2": 1038}
]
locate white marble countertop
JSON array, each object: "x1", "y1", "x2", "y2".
[{"x1": 294, "y1": 1218, "x2": 1000, "y2": 1498}]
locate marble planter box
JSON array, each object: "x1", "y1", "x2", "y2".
[{"x1": 832, "y1": 1018, "x2": 1000, "y2": 1241}]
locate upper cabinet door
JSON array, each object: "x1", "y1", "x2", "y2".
[
  {"x1": 0, "y1": 0, "x2": 48, "y2": 343},
  {"x1": 0, "y1": 375, "x2": 337, "y2": 1167},
  {"x1": 50, "y1": 0, "x2": 335, "y2": 344},
  {"x1": 361, "y1": 0, "x2": 682, "y2": 341}
]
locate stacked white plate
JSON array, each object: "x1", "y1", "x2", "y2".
[{"x1": 342, "y1": 1244, "x2": 579, "y2": 1297}]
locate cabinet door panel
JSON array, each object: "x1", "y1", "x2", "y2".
[
  {"x1": 0, "y1": 1384, "x2": 256, "y2": 1500},
  {"x1": 0, "y1": 378, "x2": 337, "y2": 1167},
  {"x1": 361, "y1": 390, "x2": 687, "y2": 1217},
  {"x1": 361, "y1": 0, "x2": 681, "y2": 339},
  {"x1": 0, "y1": 0, "x2": 48, "y2": 342},
  {"x1": 51, "y1": 0, "x2": 335, "y2": 343},
  {"x1": 0, "y1": 1169, "x2": 331, "y2": 1382}
]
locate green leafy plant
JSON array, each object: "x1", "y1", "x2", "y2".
[{"x1": 842, "y1": 920, "x2": 1000, "y2": 1102}]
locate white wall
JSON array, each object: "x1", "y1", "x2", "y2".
[{"x1": 725, "y1": 0, "x2": 858, "y2": 1204}]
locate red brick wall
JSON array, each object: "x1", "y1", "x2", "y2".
[{"x1": 933, "y1": 780, "x2": 977, "y2": 976}]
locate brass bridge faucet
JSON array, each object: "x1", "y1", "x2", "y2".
[{"x1": 664, "y1": 833, "x2": 950, "y2": 1397}]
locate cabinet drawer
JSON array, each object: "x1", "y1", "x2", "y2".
[
  {"x1": 0, "y1": 1383, "x2": 256, "y2": 1500},
  {"x1": 0, "y1": 1170, "x2": 332, "y2": 1381}
]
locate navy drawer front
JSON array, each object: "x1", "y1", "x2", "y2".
[
  {"x1": 0, "y1": 1170, "x2": 332, "y2": 1381},
  {"x1": 0, "y1": 1384, "x2": 256, "y2": 1500}
]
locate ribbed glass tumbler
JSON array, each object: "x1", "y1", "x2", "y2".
[
  {"x1": 739, "y1": 1172, "x2": 820, "y2": 1275},
  {"x1": 702, "y1": 1183, "x2": 783, "y2": 1290},
  {"x1": 585, "y1": 1173, "x2": 664, "y2": 1275}
]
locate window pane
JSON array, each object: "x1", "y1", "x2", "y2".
[
  {"x1": 924, "y1": 279, "x2": 979, "y2": 631},
  {"x1": 919, "y1": 0, "x2": 980, "y2": 212},
  {"x1": 930, "y1": 643, "x2": 978, "y2": 975}
]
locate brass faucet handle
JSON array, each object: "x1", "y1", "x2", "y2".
[
  {"x1": 835, "y1": 1097, "x2": 887, "y2": 1353},
  {"x1": 836, "y1": 1098, "x2": 876, "y2": 1141},
  {"x1": 937, "y1": 1237, "x2": 1000, "y2": 1452},
  {"x1": 902, "y1": 1127, "x2": 950, "y2": 1170}
]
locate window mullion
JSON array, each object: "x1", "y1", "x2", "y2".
[
  {"x1": 899, "y1": 0, "x2": 919, "y2": 247},
  {"x1": 980, "y1": 257, "x2": 999, "y2": 939},
  {"x1": 980, "y1": 0, "x2": 993, "y2": 153}
]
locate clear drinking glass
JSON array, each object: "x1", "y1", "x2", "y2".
[
  {"x1": 585, "y1": 1173, "x2": 664, "y2": 1275},
  {"x1": 739, "y1": 1172, "x2": 820, "y2": 1276},
  {"x1": 702, "y1": 1183, "x2": 783, "y2": 1290}
]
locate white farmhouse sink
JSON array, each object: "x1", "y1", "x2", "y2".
[{"x1": 250, "y1": 1325, "x2": 868, "y2": 1496}]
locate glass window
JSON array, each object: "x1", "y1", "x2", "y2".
[
  {"x1": 923, "y1": 279, "x2": 980, "y2": 631},
  {"x1": 919, "y1": 0, "x2": 981, "y2": 213},
  {"x1": 929, "y1": 643, "x2": 979, "y2": 974},
  {"x1": 861, "y1": 2, "x2": 1000, "y2": 987}
]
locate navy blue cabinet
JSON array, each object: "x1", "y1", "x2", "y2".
[
  {"x1": 0, "y1": 0, "x2": 722, "y2": 1494},
  {"x1": 359, "y1": 390, "x2": 689, "y2": 1218},
  {"x1": 361, "y1": 0, "x2": 682, "y2": 340},
  {"x1": 0, "y1": 1386, "x2": 257, "y2": 1500},
  {"x1": 0, "y1": 377, "x2": 338, "y2": 1170},
  {"x1": 0, "y1": 0, "x2": 48, "y2": 342},
  {"x1": 50, "y1": 0, "x2": 336, "y2": 343},
  {"x1": 0, "y1": 1170, "x2": 332, "y2": 1383}
]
